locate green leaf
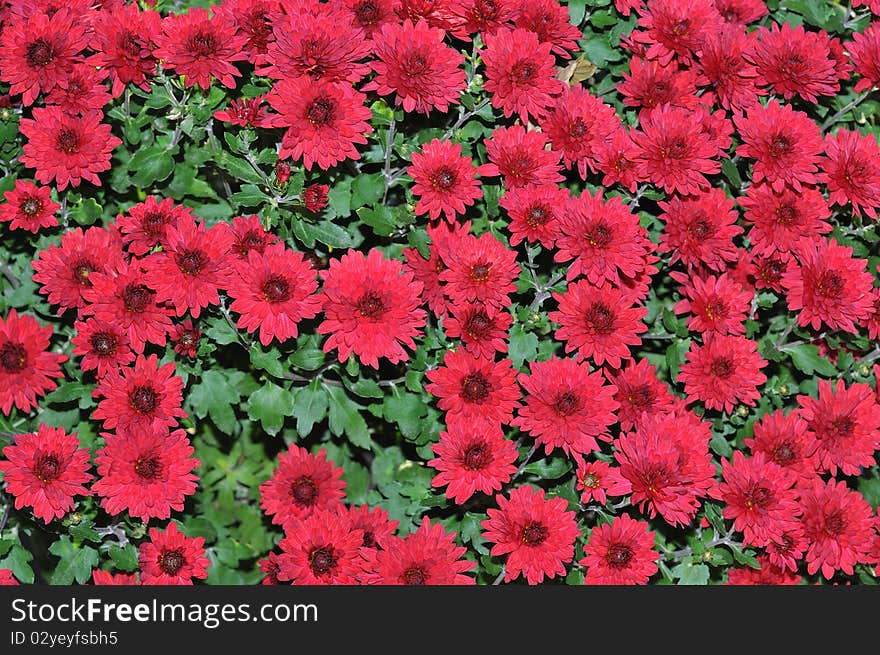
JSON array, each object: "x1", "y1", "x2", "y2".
[
  {"x1": 291, "y1": 380, "x2": 328, "y2": 436},
  {"x1": 108, "y1": 544, "x2": 139, "y2": 572},
  {"x1": 213, "y1": 150, "x2": 265, "y2": 186},
  {"x1": 672, "y1": 561, "x2": 710, "y2": 586},
  {"x1": 382, "y1": 388, "x2": 426, "y2": 440},
  {"x1": 188, "y1": 370, "x2": 240, "y2": 434},
  {"x1": 508, "y1": 324, "x2": 539, "y2": 369},
  {"x1": 204, "y1": 316, "x2": 240, "y2": 345},
  {"x1": 250, "y1": 346, "x2": 285, "y2": 378},
  {"x1": 523, "y1": 457, "x2": 571, "y2": 480},
  {"x1": 785, "y1": 343, "x2": 837, "y2": 377},
  {"x1": 351, "y1": 173, "x2": 385, "y2": 207},
  {"x1": 326, "y1": 385, "x2": 371, "y2": 449},
  {"x1": 71, "y1": 198, "x2": 103, "y2": 226},
  {"x1": 49, "y1": 537, "x2": 99, "y2": 585},
  {"x1": 0, "y1": 544, "x2": 34, "y2": 584},
  {"x1": 247, "y1": 382, "x2": 294, "y2": 436},
  {"x1": 289, "y1": 346, "x2": 325, "y2": 371}
]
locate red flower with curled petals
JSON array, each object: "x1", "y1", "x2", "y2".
[
  {"x1": 44, "y1": 63, "x2": 113, "y2": 115},
  {"x1": 72, "y1": 318, "x2": 134, "y2": 378},
  {"x1": 438, "y1": 231, "x2": 519, "y2": 310},
  {"x1": 849, "y1": 22, "x2": 880, "y2": 93},
  {"x1": 697, "y1": 26, "x2": 762, "y2": 111},
  {"x1": 822, "y1": 129, "x2": 880, "y2": 219},
  {"x1": 500, "y1": 183, "x2": 568, "y2": 249},
  {"x1": 618, "y1": 57, "x2": 700, "y2": 114},
  {"x1": 444, "y1": 302, "x2": 512, "y2": 359},
  {"x1": 739, "y1": 183, "x2": 831, "y2": 257},
  {"x1": 744, "y1": 409, "x2": 816, "y2": 482},
  {"x1": 671, "y1": 271, "x2": 752, "y2": 337},
  {"x1": 580, "y1": 515, "x2": 658, "y2": 585},
  {"x1": 594, "y1": 127, "x2": 643, "y2": 192},
  {"x1": 211, "y1": 0, "x2": 279, "y2": 66},
  {"x1": 1, "y1": 179, "x2": 59, "y2": 233},
  {"x1": 407, "y1": 139, "x2": 489, "y2": 222},
  {"x1": 88, "y1": 4, "x2": 161, "y2": 96},
  {"x1": 344, "y1": 504, "x2": 398, "y2": 552},
  {"x1": 276, "y1": 510, "x2": 365, "y2": 585},
  {"x1": 513, "y1": 0, "x2": 581, "y2": 58},
  {"x1": 139, "y1": 522, "x2": 209, "y2": 585},
  {"x1": 0, "y1": 310, "x2": 67, "y2": 415},
  {"x1": 482, "y1": 125, "x2": 563, "y2": 188},
  {"x1": 631, "y1": 0, "x2": 722, "y2": 66},
  {"x1": 678, "y1": 334, "x2": 767, "y2": 413},
  {"x1": 576, "y1": 459, "x2": 632, "y2": 506},
  {"x1": 609, "y1": 358, "x2": 677, "y2": 432},
  {"x1": 725, "y1": 555, "x2": 802, "y2": 585},
  {"x1": 428, "y1": 426, "x2": 518, "y2": 504},
  {"x1": 712, "y1": 0, "x2": 768, "y2": 25},
  {"x1": 115, "y1": 196, "x2": 195, "y2": 256}
]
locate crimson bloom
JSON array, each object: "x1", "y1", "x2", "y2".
[
  {"x1": 0, "y1": 310, "x2": 67, "y2": 415},
  {"x1": 513, "y1": 357, "x2": 619, "y2": 458},
  {"x1": 0, "y1": 425, "x2": 92, "y2": 524},
  {"x1": 678, "y1": 334, "x2": 768, "y2": 413},
  {"x1": 276, "y1": 510, "x2": 364, "y2": 585},
  {"x1": 266, "y1": 76, "x2": 373, "y2": 171},
  {"x1": 822, "y1": 129, "x2": 880, "y2": 219},
  {"x1": 408, "y1": 139, "x2": 489, "y2": 222},
  {"x1": 482, "y1": 485, "x2": 579, "y2": 585},
  {"x1": 618, "y1": 57, "x2": 700, "y2": 114},
  {"x1": 211, "y1": 0, "x2": 278, "y2": 65},
  {"x1": 0, "y1": 570, "x2": 19, "y2": 585},
  {"x1": 171, "y1": 320, "x2": 201, "y2": 359},
  {"x1": 514, "y1": 0, "x2": 582, "y2": 57},
  {"x1": 580, "y1": 515, "x2": 659, "y2": 585},
  {"x1": 425, "y1": 347, "x2": 520, "y2": 432},
  {"x1": 631, "y1": 0, "x2": 721, "y2": 65},
  {"x1": 19, "y1": 107, "x2": 121, "y2": 191},
  {"x1": 365, "y1": 19, "x2": 465, "y2": 114},
  {"x1": 259, "y1": 446, "x2": 346, "y2": 529},
  {"x1": 725, "y1": 555, "x2": 802, "y2": 585},
  {"x1": 739, "y1": 183, "x2": 831, "y2": 257},
  {"x1": 225, "y1": 214, "x2": 275, "y2": 263},
  {"x1": 697, "y1": 26, "x2": 762, "y2": 111},
  {"x1": 214, "y1": 96, "x2": 268, "y2": 128},
  {"x1": 139, "y1": 522, "x2": 210, "y2": 585},
  {"x1": 344, "y1": 504, "x2": 398, "y2": 552},
  {"x1": 576, "y1": 460, "x2": 632, "y2": 506},
  {"x1": 115, "y1": 196, "x2": 194, "y2": 256},
  {"x1": 402, "y1": 221, "x2": 471, "y2": 317},
  {"x1": 550, "y1": 280, "x2": 648, "y2": 369},
  {"x1": 1, "y1": 179, "x2": 58, "y2": 233},
  {"x1": 594, "y1": 127, "x2": 643, "y2": 192},
  {"x1": 744, "y1": 409, "x2": 817, "y2": 482},
  {"x1": 318, "y1": 249, "x2": 426, "y2": 369},
  {"x1": 88, "y1": 4, "x2": 161, "y2": 96},
  {"x1": 428, "y1": 426, "x2": 519, "y2": 504},
  {"x1": 303, "y1": 184, "x2": 329, "y2": 213},
  {"x1": 227, "y1": 242, "x2": 321, "y2": 347},
  {"x1": 153, "y1": 7, "x2": 247, "y2": 90},
  {"x1": 609, "y1": 358, "x2": 677, "y2": 432},
  {"x1": 672, "y1": 271, "x2": 752, "y2": 337},
  {"x1": 93, "y1": 354, "x2": 186, "y2": 433},
  {"x1": 438, "y1": 231, "x2": 519, "y2": 310},
  {"x1": 482, "y1": 125, "x2": 563, "y2": 188},
  {"x1": 92, "y1": 426, "x2": 199, "y2": 522},
  {"x1": 71, "y1": 318, "x2": 135, "y2": 378},
  {"x1": 500, "y1": 183, "x2": 568, "y2": 249},
  {"x1": 849, "y1": 22, "x2": 880, "y2": 93},
  {"x1": 44, "y1": 63, "x2": 113, "y2": 115},
  {"x1": 444, "y1": 302, "x2": 512, "y2": 359}
]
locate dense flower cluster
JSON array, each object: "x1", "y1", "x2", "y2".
[{"x1": 0, "y1": 0, "x2": 878, "y2": 587}]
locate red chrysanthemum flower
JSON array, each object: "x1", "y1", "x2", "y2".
[
  {"x1": 0, "y1": 179, "x2": 59, "y2": 233},
  {"x1": 71, "y1": 318, "x2": 134, "y2": 378},
  {"x1": 631, "y1": 0, "x2": 721, "y2": 66},
  {"x1": 276, "y1": 510, "x2": 365, "y2": 585},
  {"x1": 614, "y1": 411, "x2": 716, "y2": 527},
  {"x1": 318, "y1": 249, "x2": 426, "y2": 369},
  {"x1": 143, "y1": 219, "x2": 232, "y2": 319},
  {"x1": 88, "y1": 4, "x2": 161, "y2": 96},
  {"x1": 360, "y1": 517, "x2": 475, "y2": 585},
  {"x1": 213, "y1": 96, "x2": 268, "y2": 128},
  {"x1": 576, "y1": 459, "x2": 632, "y2": 506},
  {"x1": 44, "y1": 63, "x2": 113, "y2": 115},
  {"x1": 512, "y1": 357, "x2": 619, "y2": 458},
  {"x1": 482, "y1": 27, "x2": 564, "y2": 123},
  {"x1": 428, "y1": 425, "x2": 518, "y2": 504},
  {"x1": 444, "y1": 301, "x2": 512, "y2": 359},
  {"x1": 303, "y1": 184, "x2": 330, "y2": 213},
  {"x1": 539, "y1": 86, "x2": 620, "y2": 180},
  {"x1": 402, "y1": 221, "x2": 470, "y2": 318},
  {"x1": 19, "y1": 107, "x2": 121, "y2": 191},
  {"x1": 259, "y1": 552, "x2": 282, "y2": 585},
  {"x1": 115, "y1": 196, "x2": 194, "y2": 257},
  {"x1": 259, "y1": 446, "x2": 346, "y2": 529},
  {"x1": 764, "y1": 523, "x2": 808, "y2": 573},
  {"x1": 225, "y1": 242, "x2": 321, "y2": 347},
  {"x1": 513, "y1": 0, "x2": 581, "y2": 58},
  {"x1": 260, "y1": 6, "x2": 371, "y2": 83},
  {"x1": 609, "y1": 358, "x2": 677, "y2": 432},
  {"x1": 781, "y1": 238, "x2": 874, "y2": 335},
  {"x1": 170, "y1": 320, "x2": 201, "y2": 359},
  {"x1": 0, "y1": 8, "x2": 88, "y2": 106},
  {"x1": 438, "y1": 231, "x2": 519, "y2": 310},
  {"x1": 797, "y1": 379, "x2": 880, "y2": 477},
  {"x1": 364, "y1": 19, "x2": 466, "y2": 114},
  {"x1": 711, "y1": 451, "x2": 801, "y2": 547},
  {"x1": 799, "y1": 479, "x2": 875, "y2": 580},
  {"x1": 211, "y1": 0, "x2": 278, "y2": 65},
  {"x1": 482, "y1": 485, "x2": 579, "y2": 585},
  {"x1": 482, "y1": 125, "x2": 564, "y2": 188},
  {"x1": 555, "y1": 189, "x2": 650, "y2": 285},
  {"x1": 32, "y1": 225, "x2": 125, "y2": 314},
  {"x1": 92, "y1": 570, "x2": 139, "y2": 585},
  {"x1": 0, "y1": 570, "x2": 19, "y2": 585},
  {"x1": 849, "y1": 22, "x2": 880, "y2": 93},
  {"x1": 80, "y1": 261, "x2": 173, "y2": 353},
  {"x1": 425, "y1": 347, "x2": 520, "y2": 432},
  {"x1": 822, "y1": 129, "x2": 880, "y2": 219},
  {"x1": 344, "y1": 504, "x2": 399, "y2": 552},
  {"x1": 594, "y1": 127, "x2": 643, "y2": 192},
  {"x1": 138, "y1": 522, "x2": 210, "y2": 585},
  {"x1": 0, "y1": 310, "x2": 67, "y2": 415},
  {"x1": 739, "y1": 183, "x2": 831, "y2": 257},
  {"x1": 672, "y1": 271, "x2": 752, "y2": 337},
  {"x1": 92, "y1": 426, "x2": 199, "y2": 522},
  {"x1": 448, "y1": 0, "x2": 515, "y2": 39},
  {"x1": 658, "y1": 187, "x2": 743, "y2": 272},
  {"x1": 0, "y1": 425, "x2": 92, "y2": 524},
  {"x1": 750, "y1": 251, "x2": 793, "y2": 293},
  {"x1": 697, "y1": 26, "x2": 762, "y2": 111},
  {"x1": 619, "y1": 57, "x2": 700, "y2": 114},
  {"x1": 746, "y1": 23, "x2": 840, "y2": 103},
  {"x1": 631, "y1": 103, "x2": 721, "y2": 195},
  {"x1": 580, "y1": 515, "x2": 659, "y2": 585},
  {"x1": 712, "y1": 0, "x2": 768, "y2": 24},
  {"x1": 407, "y1": 139, "x2": 489, "y2": 222},
  {"x1": 500, "y1": 183, "x2": 568, "y2": 249},
  {"x1": 678, "y1": 334, "x2": 767, "y2": 413},
  {"x1": 225, "y1": 214, "x2": 275, "y2": 264},
  {"x1": 725, "y1": 555, "x2": 802, "y2": 585},
  {"x1": 867, "y1": 289, "x2": 880, "y2": 342},
  {"x1": 266, "y1": 76, "x2": 373, "y2": 171},
  {"x1": 550, "y1": 280, "x2": 648, "y2": 369},
  {"x1": 744, "y1": 409, "x2": 817, "y2": 482},
  {"x1": 153, "y1": 7, "x2": 247, "y2": 90},
  {"x1": 733, "y1": 100, "x2": 825, "y2": 193},
  {"x1": 332, "y1": 0, "x2": 400, "y2": 39}
]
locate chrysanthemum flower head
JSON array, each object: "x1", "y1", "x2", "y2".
[
  {"x1": 0, "y1": 180, "x2": 59, "y2": 233},
  {"x1": 139, "y1": 522, "x2": 210, "y2": 585},
  {"x1": 678, "y1": 334, "x2": 768, "y2": 413},
  {"x1": 438, "y1": 230, "x2": 519, "y2": 310},
  {"x1": 580, "y1": 515, "x2": 659, "y2": 585},
  {"x1": 739, "y1": 182, "x2": 831, "y2": 257},
  {"x1": 276, "y1": 509, "x2": 365, "y2": 585},
  {"x1": 407, "y1": 139, "x2": 490, "y2": 222}
]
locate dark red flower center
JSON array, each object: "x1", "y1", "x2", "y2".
[
  {"x1": 356, "y1": 292, "x2": 386, "y2": 319},
  {"x1": 186, "y1": 30, "x2": 219, "y2": 57},
  {"x1": 510, "y1": 60, "x2": 535, "y2": 83},
  {"x1": 639, "y1": 465, "x2": 671, "y2": 494},
  {"x1": 554, "y1": 391, "x2": 581, "y2": 416},
  {"x1": 824, "y1": 512, "x2": 845, "y2": 536},
  {"x1": 775, "y1": 203, "x2": 798, "y2": 226},
  {"x1": 463, "y1": 310, "x2": 492, "y2": 339},
  {"x1": 462, "y1": 441, "x2": 491, "y2": 471},
  {"x1": 461, "y1": 373, "x2": 490, "y2": 403},
  {"x1": 521, "y1": 522, "x2": 549, "y2": 547},
  {"x1": 757, "y1": 258, "x2": 786, "y2": 284},
  {"x1": 401, "y1": 566, "x2": 427, "y2": 585},
  {"x1": 262, "y1": 275, "x2": 291, "y2": 303},
  {"x1": 56, "y1": 128, "x2": 80, "y2": 154},
  {"x1": 122, "y1": 283, "x2": 153, "y2": 313},
  {"x1": 26, "y1": 38, "x2": 55, "y2": 67},
  {"x1": 525, "y1": 204, "x2": 550, "y2": 227},
  {"x1": 235, "y1": 230, "x2": 268, "y2": 257},
  {"x1": 771, "y1": 442, "x2": 797, "y2": 466},
  {"x1": 661, "y1": 137, "x2": 689, "y2": 160},
  {"x1": 72, "y1": 259, "x2": 96, "y2": 287},
  {"x1": 175, "y1": 249, "x2": 207, "y2": 276},
  {"x1": 709, "y1": 356, "x2": 734, "y2": 378},
  {"x1": 586, "y1": 222, "x2": 613, "y2": 247},
  {"x1": 768, "y1": 134, "x2": 792, "y2": 158},
  {"x1": 90, "y1": 331, "x2": 118, "y2": 356},
  {"x1": 353, "y1": 0, "x2": 380, "y2": 26},
  {"x1": 585, "y1": 302, "x2": 616, "y2": 334},
  {"x1": 120, "y1": 30, "x2": 145, "y2": 57},
  {"x1": 129, "y1": 385, "x2": 159, "y2": 414},
  {"x1": 361, "y1": 531, "x2": 377, "y2": 549},
  {"x1": 688, "y1": 217, "x2": 712, "y2": 240},
  {"x1": 0, "y1": 341, "x2": 28, "y2": 373},
  {"x1": 703, "y1": 297, "x2": 727, "y2": 320},
  {"x1": 134, "y1": 453, "x2": 164, "y2": 480},
  {"x1": 20, "y1": 196, "x2": 43, "y2": 217},
  {"x1": 469, "y1": 262, "x2": 491, "y2": 281},
  {"x1": 308, "y1": 546, "x2": 337, "y2": 576},
  {"x1": 815, "y1": 270, "x2": 844, "y2": 298},
  {"x1": 404, "y1": 50, "x2": 430, "y2": 76},
  {"x1": 670, "y1": 18, "x2": 690, "y2": 36},
  {"x1": 569, "y1": 118, "x2": 588, "y2": 139},
  {"x1": 473, "y1": 0, "x2": 499, "y2": 21},
  {"x1": 627, "y1": 384, "x2": 655, "y2": 408},
  {"x1": 141, "y1": 211, "x2": 169, "y2": 238},
  {"x1": 582, "y1": 472, "x2": 600, "y2": 488},
  {"x1": 606, "y1": 544, "x2": 634, "y2": 568},
  {"x1": 306, "y1": 96, "x2": 335, "y2": 126},
  {"x1": 744, "y1": 485, "x2": 772, "y2": 510},
  {"x1": 33, "y1": 453, "x2": 61, "y2": 483},
  {"x1": 827, "y1": 415, "x2": 856, "y2": 439},
  {"x1": 290, "y1": 476, "x2": 318, "y2": 507},
  {"x1": 430, "y1": 167, "x2": 457, "y2": 190},
  {"x1": 158, "y1": 549, "x2": 185, "y2": 575}
]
